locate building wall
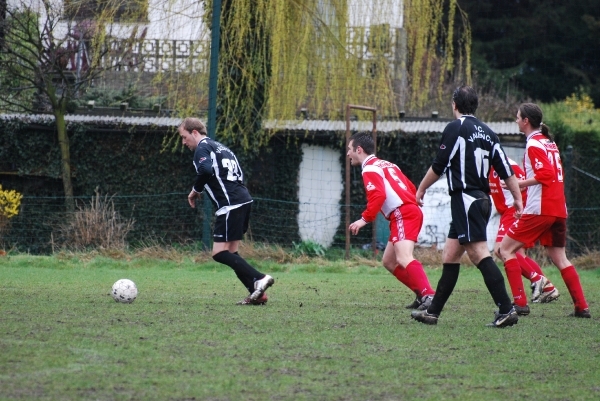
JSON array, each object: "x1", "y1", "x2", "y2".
[
  {"x1": 297, "y1": 143, "x2": 524, "y2": 250},
  {"x1": 297, "y1": 144, "x2": 343, "y2": 247}
]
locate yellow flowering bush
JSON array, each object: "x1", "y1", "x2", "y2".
[
  {"x1": 543, "y1": 89, "x2": 600, "y2": 134},
  {"x1": 0, "y1": 185, "x2": 23, "y2": 219},
  {"x1": 564, "y1": 92, "x2": 595, "y2": 113}
]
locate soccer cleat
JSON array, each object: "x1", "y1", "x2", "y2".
[
  {"x1": 569, "y1": 308, "x2": 591, "y2": 318},
  {"x1": 512, "y1": 303, "x2": 530, "y2": 316},
  {"x1": 405, "y1": 295, "x2": 421, "y2": 310},
  {"x1": 530, "y1": 276, "x2": 549, "y2": 303},
  {"x1": 416, "y1": 295, "x2": 434, "y2": 311},
  {"x1": 486, "y1": 307, "x2": 519, "y2": 328},
  {"x1": 236, "y1": 293, "x2": 268, "y2": 305},
  {"x1": 250, "y1": 275, "x2": 274, "y2": 301},
  {"x1": 538, "y1": 287, "x2": 560, "y2": 303},
  {"x1": 411, "y1": 309, "x2": 439, "y2": 325}
]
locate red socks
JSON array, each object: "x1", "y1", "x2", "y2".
[
  {"x1": 392, "y1": 260, "x2": 435, "y2": 297},
  {"x1": 560, "y1": 265, "x2": 589, "y2": 311},
  {"x1": 523, "y1": 255, "x2": 544, "y2": 277},
  {"x1": 516, "y1": 253, "x2": 538, "y2": 281},
  {"x1": 516, "y1": 253, "x2": 557, "y2": 292},
  {"x1": 504, "y1": 258, "x2": 527, "y2": 306}
]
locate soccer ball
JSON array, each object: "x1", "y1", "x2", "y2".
[{"x1": 111, "y1": 279, "x2": 138, "y2": 303}]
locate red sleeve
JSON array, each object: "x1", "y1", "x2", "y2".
[
  {"x1": 512, "y1": 164, "x2": 526, "y2": 181},
  {"x1": 361, "y1": 170, "x2": 385, "y2": 223},
  {"x1": 528, "y1": 146, "x2": 555, "y2": 186}
]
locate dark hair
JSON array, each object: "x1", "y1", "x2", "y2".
[
  {"x1": 452, "y1": 85, "x2": 478, "y2": 115},
  {"x1": 349, "y1": 132, "x2": 374, "y2": 155},
  {"x1": 179, "y1": 117, "x2": 207, "y2": 136},
  {"x1": 518, "y1": 103, "x2": 552, "y2": 140}
]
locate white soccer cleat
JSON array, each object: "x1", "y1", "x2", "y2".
[
  {"x1": 530, "y1": 276, "x2": 549, "y2": 303},
  {"x1": 250, "y1": 275, "x2": 274, "y2": 301},
  {"x1": 539, "y1": 287, "x2": 560, "y2": 303}
]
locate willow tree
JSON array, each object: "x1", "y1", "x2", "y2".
[
  {"x1": 155, "y1": 0, "x2": 470, "y2": 148},
  {"x1": 404, "y1": 0, "x2": 471, "y2": 110},
  {"x1": 0, "y1": 0, "x2": 146, "y2": 210},
  {"x1": 212, "y1": 0, "x2": 470, "y2": 146}
]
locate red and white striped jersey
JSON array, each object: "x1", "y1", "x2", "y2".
[
  {"x1": 489, "y1": 158, "x2": 526, "y2": 215},
  {"x1": 360, "y1": 155, "x2": 418, "y2": 222},
  {"x1": 522, "y1": 132, "x2": 567, "y2": 217}
]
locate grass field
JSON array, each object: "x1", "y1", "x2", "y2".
[{"x1": 1, "y1": 254, "x2": 599, "y2": 400}]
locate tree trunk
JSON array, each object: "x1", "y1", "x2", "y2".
[
  {"x1": 0, "y1": 0, "x2": 6, "y2": 49},
  {"x1": 54, "y1": 110, "x2": 75, "y2": 212}
]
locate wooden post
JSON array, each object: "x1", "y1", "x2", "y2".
[{"x1": 345, "y1": 104, "x2": 377, "y2": 259}]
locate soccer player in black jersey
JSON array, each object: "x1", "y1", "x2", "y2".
[
  {"x1": 411, "y1": 86, "x2": 523, "y2": 327},
  {"x1": 178, "y1": 117, "x2": 274, "y2": 305}
]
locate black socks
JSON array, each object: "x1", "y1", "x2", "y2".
[
  {"x1": 477, "y1": 256, "x2": 513, "y2": 314},
  {"x1": 213, "y1": 251, "x2": 264, "y2": 293},
  {"x1": 428, "y1": 263, "x2": 460, "y2": 315}
]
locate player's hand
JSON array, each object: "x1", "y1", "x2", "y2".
[
  {"x1": 415, "y1": 189, "x2": 425, "y2": 207},
  {"x1": 187, "y1": 189, "x2": 200, "y2": 208},
  {"x1": 513, "y1": 199, "x2": 523, "y2": 219},
  {"x1": 349, "y1": 219, "x2": 367, "y2": 235}
]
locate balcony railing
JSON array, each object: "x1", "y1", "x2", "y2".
[{"x1": 61, "y1": 26, "x2": 404, "y2": 75}]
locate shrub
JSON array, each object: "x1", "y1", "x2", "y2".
[{"x1": 52, "y1": 191, "x2": 134, "y2": 251}]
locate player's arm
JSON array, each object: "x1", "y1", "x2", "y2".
[
  {"x1": 192, "y1": 145, "x2": 213, "y2": 193},
  {"x1": 503, "y1": 174, "x2": 523, "y2": 218},
  {"x1": 527, "y1": 146, "x2": 557, "y2": 186},
  {"x1": 349, "y1": 171, "x2": 385, "y2": 235},
  {"x1": 188, "y1": 145, "x2": 212, "y2": 208},
  {"x1": 430, "y1": 123, "x2": 458, "y2": 174},
  {"x1": 515, "y1": 177, "x2": 541, "y2": 189},
  {"x1": 361, "y1": 171, "x2": 386, "y2": 223},
  {"x1": 416, "y1": 167, "x2": 440, "y2": 207}
]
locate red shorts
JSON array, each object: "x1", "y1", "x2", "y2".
[
  {"x1": 507, "y1": 214, "x2": 567, "y2": 248},
  {"x1": 389, "y1": 203, "x2": 423, "y2": 243},
  {"x1": 496, "y1": 209, "x2": 534, "y2": 248}
]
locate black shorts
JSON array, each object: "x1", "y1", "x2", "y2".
[
  {"x1": 448, "y1": 190, "x2": 491, "y2": 244},
  {"x1": 213, "y1": 203, "x2": 252, "y2": 243}
]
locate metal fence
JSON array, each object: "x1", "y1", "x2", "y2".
[{"x1": 2, "y1": 149, "x2": 598, "y2": 256}]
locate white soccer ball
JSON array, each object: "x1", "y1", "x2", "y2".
[{"x1": 111, "y1": 279, "x2": 138, "y2": 303}]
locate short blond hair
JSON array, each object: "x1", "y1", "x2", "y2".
[{"x1": 179, "y1": 117, "x2": 207, "y2": 135}]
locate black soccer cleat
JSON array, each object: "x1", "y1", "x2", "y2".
[
  {"x1": 486, "y1": 307, "x2": 519, "y2": 328},
  {"x1": 411, "y1": 309, "x2": 439, "y2": 325}
]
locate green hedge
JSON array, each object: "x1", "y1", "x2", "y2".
[{"x1": 21, "y1": 117, "x2": 599, "y2": 254}]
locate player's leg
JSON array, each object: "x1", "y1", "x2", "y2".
[
  {"x1": 387, "y1": 205, "x2": 435, "y2": 308},
  {"x1": 426, "y1": 237, "x2": 463, "y2": 314},
  {"x1": 211, "y1": 205, "x2": 273, "y2": 303},
  {"x1": 410, "y1": 235, "x2": 463, "y2": 324},
  {"x1": 389, "y1": 239, "x2": 436, "y2": 309},
  {"x1": 461, "y1": 191, "x2": 514, "y2": 320},
  {"x1": 496, "y1": 233, "x2": 528, "y2": 308},
  {"x1": 502, "y1": 215, "x2": 558, "y2": 303},
  {"x1": 515, "y1": 250, "x2": 538, "y2": 281},
  {"x1": 547, "y1": 246, "x2": 589, "y2": 316},
  {"x1": 515, "y1": 249, "x2": 559, "y2": 303},
  {"x1": 494, "y1": 210, "x2": 535, "y2": 282},
  {"x1": 382, "y1": 241, "x2": 412, "y2": 288},
  {"x1": 413, "y1": 194, "x2": 468, "y2": 324},
  {"x1": 383, "y1": 241, "x2": 420, "y2": 308},
  {"x1": 382, "y1": 240, "x2": 413, "y2": 286},
  {"x1": 396, "y1": 239, "x2": 435, "y2": 297},
  {"x1": 542, "y1": 218, "x2": 590, "y2": 317}
]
